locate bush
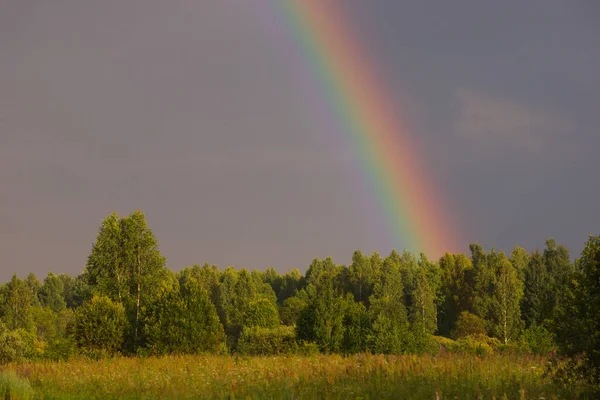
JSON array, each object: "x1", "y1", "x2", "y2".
[
  {"x1": 405, "y1": 325, "x2": 438, "y2": 355},
  {"x1": 73, "y1": 296, "x2": 127, "y2": 357},
  {"x1": 242, "y1": 298, "x2": 280, "y2": 329},
  {"x1": 279, "y1": 296, "x2": 306, "y2": 326},
  {"x1": 432, "y1": 335, "x2": 457, "y2": 353},
  {"x1": 455, "y1": 334, "x2": 501, "y2": 356},
  {"x1": 433, "y1": 334, "x2": 502, "y2": 356},
  {"x1": 144, "y1": 281, "x2": 226, "y2": 356},
  {"x1": 0, "y1": 325, "x2": 26, "y2": 365},
  {"x1": 452, "y1": 312, "x2": 487, "y2": 339},
  {"x1": 237, "y1": 326, "x2": 297, "y2": 355},
  {"x1": 43, "y1": 337, "x2": 76, "y2": 362},
  {"x1": 521, "y1": 324, "x2": 556, "y2": 355},
  {"x1": 0, "y1": 372, "x2": 34, "y2": 400},
  {"x1": 295, "y1": 340, "x2": 321, "y2": 356}
]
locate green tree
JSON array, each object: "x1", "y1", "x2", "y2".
[
  {"x1": 58, "y1": 274, "x2": 75, "y2": 308},
  {"x1": 490, "y1": 251, "x2": 524, "y2": 343},
  {"x1": 522, "y1": 250, "x2": 551, "y2": 327},
  {"x1": 553, "y1": 235, "x2": 600, "y2": 387},
  {"x1": 263, "y1": 267, "x2": 283, "y2": 301},
  {"x1": 452, "y1": 311, "x2": 487, "y2": 339},
  {"x1": 243, "y1": 298, "x2": 280, "y2": 329},
  {"x1": 368, "y1": 252, "x2": 410, "y2": 354},
  {"x1": 543, "y1": 239, "x2": 574, "y2": 327},
  {"x1": 38, "y1": 272, "x2": 67, "y2": 313},
  {"x1": 280, "y1": 295, "x2": 307, "y2": 326},
  {"x1": 84, "y1": 212, "x2": 128, "y2": 302},
  {"x1": 0, "y1": 275, "x2": 33, "y2": 331},
  {"x1": 296, "y1": 258, "x2": 346, "y2": 353},
  {"x1": 510, "y1": 246, "x2": 529, "y2": 282},
  {"x1": 0, "y1": 324, "x2": 28, "y2": 364},
  {"x1": 470, "y1": 244, "x2": 495, "y2": 322},
  {"x1": 178, "y1": 264, "x2": 220, "y2": 307},
  {"x1": 438, "y1": 253, "x2": 474, "y2": 336},
  {"x1": 84, "y1": 211, "x2": 167, "y2": 351},
  {"x1": 25, "y1": 273, "x2": 42, "y2": 307},
  {"x1": 144, "y1": 279, "x2": 225, "y2": 355},
  {"x1": 73, "y1": 296, "x2": 127, "y2": 357},
  {"x1": 410, "y1": 267, "x2": 437, "y2": 335},
  {"x1": 68, "y1": 275, "x2": 92, "y2": 309},
  {"x1": 278, "y1": 269, "x2": 305, "y2": 304},
  {"x1": 347, "y1": 250, "x2": 374, "y2": 305},
  {"x1": 342, "y1": 294, "x2": 371, "y2": 354}
]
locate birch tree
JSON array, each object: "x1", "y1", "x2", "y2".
[{"x1": 83, "y1": 211, "x2": 166, "y2": 352}]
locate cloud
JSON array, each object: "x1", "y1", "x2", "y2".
[{"x1": 455, "y1": 88, "x2": 573, "y2": 152}]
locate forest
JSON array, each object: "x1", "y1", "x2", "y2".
[{"x1": 0, "y1": 211, "x2": 598, "y2": 398}]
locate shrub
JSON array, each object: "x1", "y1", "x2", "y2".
[
  {"x1": 237, "y1": 326, "x2": 297, "y2": 355},
  {"x1": 0, "y1": 325, "x2": 26, "y2": 365},
  {"x1": 454, "y1": 334, "x2": 501, "y2": 356},
  {"x1": 452, "y1": 311, "x2": 487, "y2": 339},
  {"x1": 43, "y1": 337, "x2": 77, "y2": 362},
  {"x1": 242, "y1": 298, "x2": 280, "y2": 329},
  {"x1": 144, "y1": 281, "x2": 225, "y2": 356},
  {"x1": 432, "y1": 335, "x2": 458, "y2": 353},
  {"x1": 295, "y1": 340, "x2": 321, "y2": 356},
  {"x1": 405, "y1": 325, "x2": 438, "y2": 355},
  {"x1": 521, "y1": 325, "x2": 556, "y2": 355},
  {"x1": 73, "y1": 296, "x2": 127, "y2": 357},
  {"x1": 279, "y1": 296, "x2": 306, "y2": 326}
]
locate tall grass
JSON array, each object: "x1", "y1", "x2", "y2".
[
  {"x1": 0, "y1": 371, "x2": 35, "y2": 400},
  {"x1": 0, "y1": 353, "x2": 586, "y2": 399}
]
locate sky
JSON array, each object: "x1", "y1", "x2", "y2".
[{"x1": 1, "y1": 0, "x2": 598, "y2": 282}]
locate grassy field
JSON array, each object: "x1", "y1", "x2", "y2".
[{"x1": 0, "y1": 353, "x2": 586, "y2": 399}]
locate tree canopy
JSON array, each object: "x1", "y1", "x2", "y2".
[{"x1": 0, "y1": 210, "x2": 597, "y2": 388}]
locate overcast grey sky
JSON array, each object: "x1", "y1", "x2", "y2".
[{"x1": 1, "y1": 0, "x2": 598, "y2": 281}]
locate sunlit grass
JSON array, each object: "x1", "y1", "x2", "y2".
[{"x1": 1, "y1": 353, "x2": 584, "y2": 399}]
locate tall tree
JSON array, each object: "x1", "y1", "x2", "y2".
[
  {"x1": 471, "y1": 244, "x2": 496, "y2": 324},
  {"x1": 38, "y1": 272, "x2": 67, "y2": 313},
  {"x1": 144, "y1": 278, "x2": 225, "y2": 355},
  {"x1": 410, "y1": 268, "x2": 437, "y2": 335},
  {"x1": 0, "y1": 275, "x2": 33, "y2": 330},
  {"x1": 296, "y1": 258, "x2": 346, "y2": 353},
  {"x1": 178, "y1": 264, "x2": 220, "y2": 308},
  {"x1": 277, "y1": 269, "x2": 304, "y2": 304},
  {"x1": 490, "y1": 253, "x2": 524, "y2": 343},
  {"x1": 438, "y1": 253, "x2": 474, "y2": 336},
  {"x1": 510, "y1": 246, "x2": 529, "y2": 282},
  {"x1": 543, "y1": 239, "x2": 574, "y2": 326},
  {"x1": 25, "y1": 273, "x2": 42, "y2": 307},
  {"x1": 347, "y1": 250, "x2": 374, "y2": 305},
  {"x1": 368, "y1": 252, "x2": 410, "y2": 354},
  {"x1": 552, "y1": 235, "x2": 600, "y2": 387},
  {"x1": 522, "y1": 250, "x2": 551, "y2": 327},
  {"x1": 84, "y1": 211, "x2": 167, "y2": 351},
  {"x1": 342, "y1": 294, "x2": 371, "y2": 354},
  {"x1": 84, "y1": 212, "x2": 127, "y2": 302}
]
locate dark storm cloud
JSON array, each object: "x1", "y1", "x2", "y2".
[{"x1": 1, "y1": 0, "x2": 598, "y2": 281}]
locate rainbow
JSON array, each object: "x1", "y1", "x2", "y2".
[{"x1": 273, "y1": 1, "x2": 458, "y2": 257}]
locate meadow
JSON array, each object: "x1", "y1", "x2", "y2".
[{"x1": 0, "y1": 353, "x2": 586, "y2": 400}]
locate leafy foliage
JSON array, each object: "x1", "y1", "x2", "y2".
[
  {"x1": 0, "y1": 210, "x2": 598, "y2": 395},
  {"x1": 144, "y1": 279, "x2": 225, "y2": 355},
  {"x1": 452, "y1": 311, "x2": 487, "y2": 339},
  {"x1": 73, "y1": 296, "x2": 127, "y2": 357},
  {"x1": 237, "y1": 326, "x2": 297, "y2": 355}
]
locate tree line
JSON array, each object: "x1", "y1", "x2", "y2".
[{"x1": 0, "y1": 211, "x2": 598, "y2": 385}]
